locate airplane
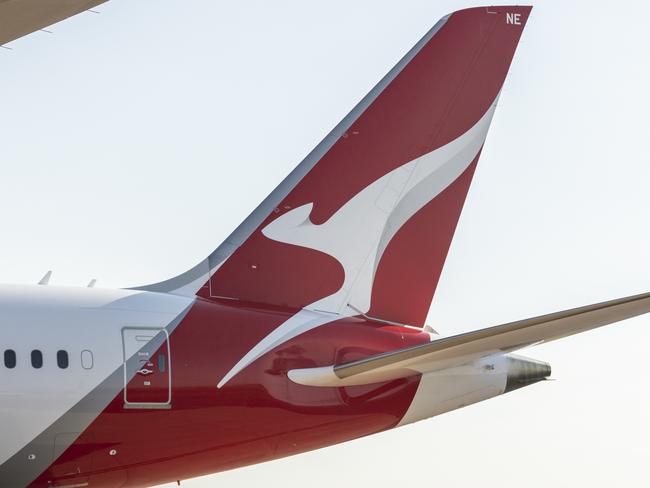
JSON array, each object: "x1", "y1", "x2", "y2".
[{"x1": 2, "y1": 3, "x2": 649, "y2": 487}]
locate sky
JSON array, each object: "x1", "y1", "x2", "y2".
[{"x1": 2, "y1": 0, "x2": 650, "y2": 486}]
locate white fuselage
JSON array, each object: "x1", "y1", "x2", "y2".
[{"x1": 0, "y1": 284, "x2": 192, "y2": 467}]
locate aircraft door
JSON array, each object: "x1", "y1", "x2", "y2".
[{"x1": 122, "y1": 328, "x2": 171, "y2": 408}]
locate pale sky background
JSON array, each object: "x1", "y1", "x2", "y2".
[{"x1": 2, "y1": 0, "x2": 650, "y2": 486}]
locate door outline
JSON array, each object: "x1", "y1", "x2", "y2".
[{"x1": 121, "y1": 327, "x2": 172, "y2": 409}]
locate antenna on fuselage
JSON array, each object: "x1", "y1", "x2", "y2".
[
  {"x1": 38, "y1": 270, "x2": 52, "y2": 285},
  {"x1": 87, "y1": 279, "x2": 97, "y2": 288}
]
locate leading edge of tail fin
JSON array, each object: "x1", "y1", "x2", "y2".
[{"x1": 136, "y1": 6, "x2": 532, "y2": 325}]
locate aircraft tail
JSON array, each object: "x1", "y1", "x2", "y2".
[{"x1": 138, "y1": 6, "x2": 532, "y2": 326}]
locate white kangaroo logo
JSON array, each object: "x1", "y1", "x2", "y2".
[{"x1": 218, "y1": 98, "x2": 498, "y2": 388}]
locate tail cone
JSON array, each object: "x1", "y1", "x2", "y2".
[{"x1": 505, "y1": 354, "x2": 552, "y2": 393}]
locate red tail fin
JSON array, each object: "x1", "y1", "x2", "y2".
[{"x1": 141, "y1": 6, "x2": 532, "y2": 326}]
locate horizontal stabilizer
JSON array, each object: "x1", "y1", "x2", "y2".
[{"x1": 288, "y1": 292, "x2": 650, "y2": 387}]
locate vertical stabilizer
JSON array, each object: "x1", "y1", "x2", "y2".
[{"x1": 139, "y1": 6, "x2": 532, "y2": 327}]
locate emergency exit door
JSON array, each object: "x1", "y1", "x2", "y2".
[{"x1": 122, "y1": 328, "x2": 171, "y2": 408}]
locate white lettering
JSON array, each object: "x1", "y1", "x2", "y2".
[{"x1": 506, "y1": 12, "x2": 521, "y2": 25}]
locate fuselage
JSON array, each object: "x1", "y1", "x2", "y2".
[
  {"x1": 0, "y1": 284, "x2": 515, "y2": 487},
  {"x1": 0, "y1": 284, "x2": 439, "y2": 487}
]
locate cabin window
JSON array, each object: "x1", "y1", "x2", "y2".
[
  {"x1": 31, "y1": 350, "x2": 43, "y2": 369},
  {"x1": 4, "y1": 349, "x2": 16, "y2": 368},
  {"x1": 81, "y1": 350, "x2": 94, "y2": 370},
  {"x1": 57, "y1": 350, "x2": 69, "y2": 369}
]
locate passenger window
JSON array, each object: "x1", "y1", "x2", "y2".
[
  {"x1": 57, "y1": 350, "x2": 69, "y2": 369},
  {"x1": 4, "y1": 349, "x2": 16, "y2": 369},
  {"x1": 81, "y1": 350, "x2": 94, "y2": 370},
  {"x1": 31, "y1": 350, "x2": 43, "y2": 369}
]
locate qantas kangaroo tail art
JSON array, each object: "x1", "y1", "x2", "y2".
[
  {"x1": 141, "y1": 8, "x2": 530, "y2": 313},
  {"x1": 142, "y1": 7, "x2": 531, "y2": 322},
  {"x1": 139, "y1": 5, "x2": 532, "y2": 388}
]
